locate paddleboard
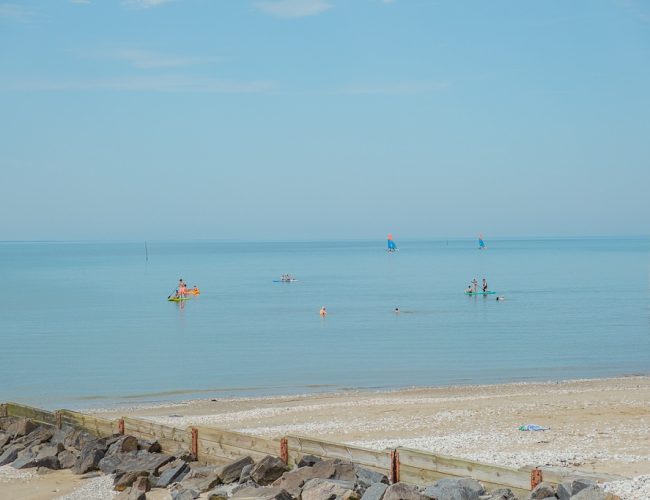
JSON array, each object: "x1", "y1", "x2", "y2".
[
  {"x1": 465, "y1": 291, "x2": 496, "y2": 295},
  {"x1": 168, "y1": 297, "x2": 191, "y2": 302},
  {"x1": 273, "y1": 280, "x2": 299, "y2": 283}
]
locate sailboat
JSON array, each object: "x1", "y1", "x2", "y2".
[
  {"x1": 387, "y1": 234, "x2": 398, "y2": 252},
  {"x1": 478, "y1": 233, "x2": 487, "y2": 250}
]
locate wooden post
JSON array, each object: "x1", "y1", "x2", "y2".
[
  {"x1": 55, "y1": 410, "x2": 62, "y2": 429},
  {"x1": 0, "y1": 403, "x2": 7, "y2": 418},
  {"x1": 390, "y1": 449, "x2": 400, "y2": 484},
  {"x1": 191, "y1": 427, "x2": 199, "y2": 459},
  {"x1": 531, "y1": 468, "x2": 543, "y2": 489},
  {"x1": 280, "y1": 437, "x2": 288, "y2": 464},
  {"x1": 118, "y1": 418, "x2": 125, "y2": 435}
]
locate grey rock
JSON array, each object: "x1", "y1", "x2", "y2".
[
  {"x1": 99, "y1": 453, "x2": 123, "y2": 474},
  {"x1": 0, "y1": 444, "x2": 26, "y2": 466},
  {"x1": 301, "y1": 477, "x2": 359, "y2": 500},
  {"x1": 11, "y1": 453, "x2": 38, "y2": 469},
  {"x1": 570, "y1": 485, "x2": 617, "y2": 500},
  {"x1": 113, "y1": 450, "x2": 174, "y2": 475},
  {"x1": 13, "y1": 426, "x2": 54, "y2": 448},
  {"x1": 231, "y1": 485, "x2": 293, "y2": 500},
  {"x1": 63, "y1": 429, "x2": 96, "y2": 451},
  {"x1": 297, "y1": 454, "x2": 322, "y2": 468},
  {"x1": 72, "y1": 447, "x2": 105, "y2": 474},
  {"x1": 36, "y1": 443, "x2": 64, "y2": 460},
  {"x1": 57, "y1": 449, "x2": 79, "y2": 469},
  {"x1": 207, "y1": 483, "x2": 239, "y2": 499},
  {"x1": 272, "y1": 466, "x2": 316, "y2": 496},
  {"x1": 0, "y1": 432, "x2": 12, "y2": 450},
  {"x1": 485, "y1": 488, "x2": 518, "y2": 500},
  {"x1": 107, "y1": 435, "x2": 139, "y2": 456},
  {"x1": 557, "y1": 478, "x2": 597, "y2": 500},
  {"x1": 423, "y1": 477, "x2": 484, "y2": 500},
  {"x1": 36, "y1": 455, "x2": 61, "y2": 470},
  {"x1": 527, "y1": 482, "x2": 555, "y2": 500},
  {"x1": 240, "y1": 463, "x2": 254, "y2": 483},
  {"x1": 138, "y1": 439, "x2": 162, "y2": 453},
  {"x1": 114, "y1": 471, "x2": 150, "y2": 491},
  {"x1": 249, "y1": 456, "x2": 290, "y2": 486},
  {"x1": 153, "y1": 459, "x2": 189, "y2": 488},
  {"x1": 131, "y1": 475, "x2": 151, "y2": 493},
  {"x1": 312, "y1": 459, "x2": 356, "y2": 482},
  {"x1": 171, "y1": 488, "x2": 201, "y2": 500},
  {"x1": 354, "y1": 465, "x2": 389, "y2": 494},
  {"x1": 50, "y1": 426, "x2": 76, "y2": 446},
  {"x1": 180, "y1": 465, "x2": 222, "y2": 493},
  {"x1": 5, "y1": 418, "x2": 38, "y2": 438},
  {"x1": 383, "y1": 482, "x2": 430, "y2": 500},
  {"x1": 218, "y1": 456, "x2": 255, "y2": 484},
  {"x1": 233, "y1": 481, "x2": 259, "y2": 495},
  {"x1": 127, "y1": 488, "x2": 147, "y2": 500},
  {"x1": 361, "y1": 483, "x2": 388, "y2": 500}
]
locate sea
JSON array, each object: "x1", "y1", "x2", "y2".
[{"x1": 1, "y1": 238, "x2": 648, "y2": 410}]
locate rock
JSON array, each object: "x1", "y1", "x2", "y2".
[
  {"x1": 485, "y1": 488, "x2": 518, "y2": 500},
  {"x1": 13, "y1": 426, "x2": 54, "y2": 448},
  {"x1": 207, "y1": 483, "x2": 239, "y2": 500},
  {"x1": 301, "y1": 477, "x2": 359, "y2": 500},
  {"x1": 217, "y1": 456, "x2": 255, "y2": 484},
  {"x1": 312, "y1": 459, "x2": 356, "y2": 482},
  {"x1": 153, "y1": 459, "x2": 189, "y2": 488},
  {"x1": 131, "y1": 475, "x2": 151, "y2": 493},
  {"x1": 558, "y1": 478, "x2": 597, "y2": 500},
  {"x1": 113, "y1": 450, "x2": 175, "y2": 475},
  {"x1": 180, "y1": 465, "x2": 222, "y2": 493},
  {"x1": 383, "y1": 482, "x2": 430, "y2": 500},
  {"x1": 0, "y1": 444, "x2": 26, "y2": 466},
  {"x1": 0, "y1": 432, "x2": 12, "y2": 450},
  {"x1": 127, "y1": 488, "x2": 147, "y2": 500},
  {"x1": 570, "y1": 485, "x2": 619, "y2": 500},
  {"x1": 99, "y1": 453, "x2": 123, "y2": 474},
  {"x1": 36, "y1": 455, "x2": 61, "y2": 470},
  {"x1": 72, "y1": 447, "x2": 105, "y2": 474},
  {"x1": 423, "y1": 477, "x2": 484, "y2": 500},
  {"x1": 50, "y1": 426, "x2": 76, "y2": 446},
  {"x1": 5, "y1": 418, "x2": 38, "y2": 438},
  {"x1": 57, "y1": 449, "x2": 79, "y2": 469},
  {"x1": 297, "y1": 454, "x2": 322, "y2": 468},
  {"x1": 361, "y1": 482, "x2": 388, "y2": 500},
  {"x1": 249, "y1": 456, "x2": 290, "y2": 485},
  {"x1": 63, "y1": 429, "x2": 96, "y2": 451},
  {"x1": 108, "y1": 435, "x2": 139, "y2": 456},
  {"x1": 11, "y1": 453, "x2": 38, "y2": 469},
  {"x1": 114, "y1": 471, "x2": 150, "y2": 491},
  {"x1": 527, "y1": 482, "x2": 556, "y2": 500},
  {"x1": 36, "y1": 443, "x2": 64, "y2": 460},
  {"x1": 231, "y1": 485, "x2": 293, "y2": 500},
  {"x1": 171, "y1": 488, "x2": 201, "y2": 500},
  {"x1": 138, "y1": 439, "x2": 162, "y2": 453},
  {"x1": 272, "y1": 466, "x2": 316, "y2": 496},
  {"x1": 240, "y1": 463, "x2": 254, "y2": 483},
  {"x1": 354, "y1": 465, "x2": 389, "y2": 494},
  {"x1": 233, "y1": 481, "x2": 259, "y2": 495}
]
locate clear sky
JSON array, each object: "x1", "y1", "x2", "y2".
[{"x1": 1, "y1": 0, "x2": 649, "y2": 241}]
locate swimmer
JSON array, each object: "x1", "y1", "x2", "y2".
[
  {"x1": 466, "y1": 285, "x2": 473, "y2": 294},
  {"x1": 496, "y1": 296, "x2": 505, "y2": 301},
  {"x1": 394, "y1": 307, "x2": 400, "y2": 314},
  {"x1": 319, "y1": 306, "x2": 327, "y2": 317}
]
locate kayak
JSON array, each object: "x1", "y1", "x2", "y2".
[
  {"x1": 168, "y1": 297, "x2": 191, "y2": 302},
  {"x1": 465, "y1": 291, "x2": 496, "y2": 295}
]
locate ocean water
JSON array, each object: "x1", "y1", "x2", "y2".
[{"x1": 1, "y1": 238, "x2": 648, "y2": 410}]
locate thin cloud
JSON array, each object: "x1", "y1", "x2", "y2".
[
  {"x1": 85, "y1": 49, "x2": 220, "y2": 69},
  {"x1": 122, "y1": 0, "x2": 176, "y2": 9},
  {"x1": 332, "y1": 81, "x2": 450, "y2": 95},
  {"x1": 0, "y1": 76, "x2": 274, "y2": 93},
  {"x1": 254, "y1": 0, "x2": 331, "y2": 19},
  {"x1": 0, "y1": 3, "x2": 38, "y2": 21}
]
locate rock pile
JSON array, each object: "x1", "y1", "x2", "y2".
[{"x1": 0, "y1": 417, "x2": 621, "y2": 500}]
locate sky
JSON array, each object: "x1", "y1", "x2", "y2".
[{"x1": 1, "y1": 0, "x2": 649, "y2": 241}]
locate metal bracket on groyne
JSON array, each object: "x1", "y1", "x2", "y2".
[{"x1": 1, "y1": 401, "x2": 620, "y2": 496}]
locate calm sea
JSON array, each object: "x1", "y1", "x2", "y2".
[{"x1": 1, "y1": 238, "x2": 648, "y2": 410}]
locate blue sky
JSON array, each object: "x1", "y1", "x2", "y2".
[{"x1": 1, "y1": 0, "x2": 649, "y2": 241}]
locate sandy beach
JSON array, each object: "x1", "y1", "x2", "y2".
[{"x1": 2, "y1": 376, "x2": 649, "y2": 499}]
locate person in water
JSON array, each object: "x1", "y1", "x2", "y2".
[
  {"x1": 394, "y1": 307, "x2": 400, "y2": 314},
  {"x1": 320, "y1": 306, "x2": 327, "y2": 317},
  {"x1": 482, "y1": 278, "x2": 488, "y2": 292}
]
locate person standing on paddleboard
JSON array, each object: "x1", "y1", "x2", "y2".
[
  {"x1": 482, "y1": 278, "x2": 488, "y2": 292},
  {"x1": 471, "y1": 278, "x2": 478, "y2": 293},
  {"x1": 178, "y1": 278, "x2": 187, "y2": 298}
]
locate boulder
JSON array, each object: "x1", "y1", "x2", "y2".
[
  {"x1": 131, "y1": 475, "x2": 151, "y2": 493},
  {"x1": 527, "y1": 482, "x2": 556, "y2": 500},
  {"x1": 231, "y1": 485, "x2": 293, "y2": 500},
  {"x1": 36, "y1": 443, "x2": 64, "y2": 460},
  {"x1": 63, "y1": 429, "x2": 96, "y2": 451},
  {"x1": 354, "y1": 465, "x2": 389, "y2": 494},
  {"x1": 138, "y1": 439, "x2": 162, "y2": 453},
  {"x1": 422, "y1": 477, "x2": 484, "y2": 500},
  {"x1": 311, "y1": 459, "x2": 356, "y2": 482},
  {"x1": 11, "y1": 452, "x2": 38, "y2": 469},
  {"x1": 301, "y1": 477, "x2": 359, "y2": 500},
  {"x1": 570, "y1": 485, "x2": 620, "y2": 500},
  {"x1": 114, "y1": 471, "x2": 150, "y2": 491},
  {"x1": 207, "y1": 483, "x2": 239, "y2": 500},
  {"x1": 0, "y1": 444, "x2": 26, "y2": 466},
  {"x1": 153, "y1": 459, "x2": 189, "y2": 488},
  {"x1": 557, "y1": 478, "x2": 597, "y2": 500},
  {"x1": 383, "y1": 482, "x2": 429, "y2": 500},
  {"x1": 107, "y1": 435, "x2": 139, "y2": 456},
  {"x1": 273, "y1": 466, "x2": 317, "y2": 496},
  {"x1": 361, "y1": 482, "x2": 388, "y2": 500},
  {"x1": 217, "y1": 456, "x2": 255, "y2": 484},
  {"x1": 233, "y1": 481, "x2": 259, "y2": 495},
  {"x1": 171, "y1": 488, "x2": 201, "y2": 500},
  {"x1": 57, "y1": 449, "x2": 79, "y2": 469},
  {"x1": 240, "y1": 463, "x2": 254, "y2": 483},
  {"x1": 72, "y1": 447, "x2": 105, "y2": 474},
  {"x1": 13, "y1": 426, "x2": 54, "y2": 448},
  {"x1": 249, "y1": 456, "x2": 290, "y2": 485},
  {"x1": 180, "y1": 465, "x2": 222, "y2": 493},
  {"x1": 50, "y1": 426, "x2": 76, "y2": 446},
  {"x1": 0, "y1": 432, "x2": 12, "y2": 450},
  {"x1": 36, "y1": 455, "x2": 61, "y2": 470},
  {"x1": 297, "y1": 454, "x2": 322, "y2": 468},
  {"x1": 99, "y1": 453, "x2": 123, "y2": 474},
  {"x1": 113, "y1": 450, "x2": 175, "y2": 476},
  {"x1": 5, "y1": 418, "x2": 38, "y2": 438},
  {"x1": 485, "y1": 488, "x2": 518, "y2": 500}
]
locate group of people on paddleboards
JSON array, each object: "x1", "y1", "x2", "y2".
[
  {"x1": 466, "y1": 278, "x2": 489, "y2": 294},
  {"x1": 170, "y1": 278, "x2": 200, "y2": 300}
]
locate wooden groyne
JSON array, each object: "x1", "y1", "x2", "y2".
[{"x1": 0, "y1": 401, "x2": 621, "y2": 497}]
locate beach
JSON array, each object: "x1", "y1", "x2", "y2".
[{"x1": 2, "y1": 376, "x2": 650, "y2": 499}]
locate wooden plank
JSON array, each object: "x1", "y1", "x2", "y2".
[
  {"x1": 196, "y1": 426, "x2": 280, "y2": 458},
  {"x1": 0, "y1": 403, "x2": 7, "y2": 418},
  {"x1": 518, "y1": 465, "x2": 627, "y2": 485},
  {"x1": 122, "y1": 417, "x2": 190, "y2": 455},
  {"x1": 58, "y1": 410, "x2": 116, "y2": 437},
  {"x1": 197, "y1": 436, "x2": 271, "y2": 463},
  {"x1": 286, "y1": 435, "x2": 391, "y2": 473},
  {"x1": 397, "y1": 447, "x2": 531, "y2": 491},
  {"x1": 5, "y1": 402, "x2": 57, "y2": 425}
]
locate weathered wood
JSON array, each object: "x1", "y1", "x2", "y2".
[
  {"x1": 195, "y1": 426, "x2": 280, "y2": 459},
  {"x1": 58, "y1": 410, "x2": 116, "y2": 437},
  {"x1": 286, "y1": 435, "x2": 391, "y2": 473},
  {"x1": 0, "y1": 403, "x2": 8, "y2": 418},
  {"x1": 5, "y1": 402, "x2": 57, "y2": 425},
  {"x1": 121, "y1": 417, "x2": 190, "y2": 455},
  {"x1": 518, "y1": 465, "x2": 627, "y2": 485},
  {"x1": 397, "y1": 447, "x2": 531, "y2": 491}
]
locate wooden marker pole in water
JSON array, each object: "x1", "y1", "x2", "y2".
[{"x1": 145, "y1": 241, "x2": 149, "y2": 262}]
